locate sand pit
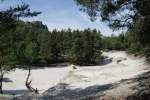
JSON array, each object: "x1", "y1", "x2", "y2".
[{"x1": 3, "y1": 51, "x2": 149, "y2": 94}]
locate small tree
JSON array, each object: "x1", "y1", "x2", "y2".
[{"x1": 25, "y1": 41, "x2": 39, "y2": 93}]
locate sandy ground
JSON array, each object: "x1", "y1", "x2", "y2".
[
  {"x1": 4, "y1": 67, "x2": 69, "y2": 93},
  {"x1": 62, "y1": 51, "x2": 149, "y2": 89},
  {"x1": 3, "y1": 51, "x2": 149, "y2": 94}
]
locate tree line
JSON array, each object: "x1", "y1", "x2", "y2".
[{"x1": 13, "y1": 21, "x2": 102, "y2": 66}]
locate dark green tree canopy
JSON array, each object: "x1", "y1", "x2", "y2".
[
  {"x1": 0, "y1": 3, "x2": 41, "y2": 29},
  {"x1": 75, "y1": 0, "x2": 150, "y2": 30}
]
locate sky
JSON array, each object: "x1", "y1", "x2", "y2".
[{"x1": 0, "y1": 0, "x2": 125, "y2": 36}]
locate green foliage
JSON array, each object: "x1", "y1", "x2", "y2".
[
  {"x1": 69, "y1": 29, "x2": 102, "y2": 65},
  {"x1": 11, "y1": 21, "x2": 102, "y2": 66},
  {"x1": 11, "y1": 21, "x2": 46, "y2": 65},
  {"x1": 125, "y1": 17, "x2": 150, "y2": 55},
  {"x1": 0, "y1": 2, "x2": 41, "y2": 66},
  {"x1": 0, "y1": 29, "x2": 16, "y2": 71},
  {"x1": 102, "y1": 33, "x2": 126, "y2": 50}
]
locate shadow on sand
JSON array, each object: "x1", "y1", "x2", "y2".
[
  {"x1": 2, "y1": 70, "x2": 150, "y2": 100},
  {"x1": 3, "y1": 78, "x2": 13, "y2": 83},
  {"x1": 41, "y1": 83, "x2": 114, "y2": 100},
  {"x1": 40, "y1": 71, "x2": 150, "y2": 100},
  {"x1": 98, "y1": 57, "x2": 113, "y2": 66},
  {"x1": 126, "y1": 71, "x2": 150, "y2": 100},
  {"x1": 3, "y1": 89, "x2": 29, "y2": 95}
]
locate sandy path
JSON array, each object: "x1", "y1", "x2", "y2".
[{"x1": 3, "y1": 51, "x2": 149, "y2": 94}]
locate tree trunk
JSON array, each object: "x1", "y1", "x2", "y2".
[
  {"x1": 0, "y1": 67, "x2": 3, "y2": 94},
  {"x1": 25, "y1": 66, "x2": 38, "y2": 94}
]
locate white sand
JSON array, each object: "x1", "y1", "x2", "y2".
[
  {"x1": 3, "y1": 51, "x2": 149, "y2": 94},
  {"x1": 4, "y1": 67, "x2": 69, "y2": 93},
  {"x1": 62, "y1": 51, "x2": 149, "y2": 89}
]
